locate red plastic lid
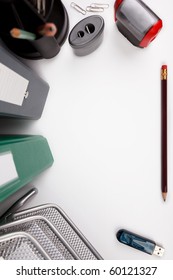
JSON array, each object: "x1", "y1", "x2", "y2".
[
  {"x1": 139, "y1": 19, "x2": 163, "y2": 47},
  {"x1": 114, "y1": 0, "x2": 123, "y2": 21}
]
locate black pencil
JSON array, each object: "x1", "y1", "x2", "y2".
[{"x1": 161, "y1": 65, "x2": 167, "y2": 201}]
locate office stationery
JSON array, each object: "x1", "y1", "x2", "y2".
[
  {"x1": 0, "y1": 62, "x2": 29, "y2": 106},
  {"x1": 114, "y1": 0, "x2": 162, "y2": 47},
  {"x1": 0, "y1": 216, "x2": 78, "y2": 260},
  {"x1": 86, "y1": 6, "x2": 104, "y2": 12},
  {"x1": 0, "y1": 232, "x2": 50, "y2": 260},
  {"x1": 71, "y1": 2, "x2": 86, "y2": 15},
  {"x1": 0, "y1": 184, "x2": 36, "y2": 218},
  {"x1": 0, "y1": 135, "x2": 54, "y2": 205},
  {"x1": 0, "y1": 203, "x2": 103, "y2": 260},
  {"x1": 37, "y1": 23, "x2": 57, "y2": 37},
  {"x1": 37, "y1": 0, "x2": 41, "y2": 14},
  {"x1": 161, "y1": 65, "x2": 167, "y2": 201},
  {"x1": 90, "y1": 3, "x2": 109, "y2": 9},
  {"x1": 70, "y1": 2, "x2": 109, "y2": 14},
  {"x1": 10, "y1": 28, "x2": 36, "y2": 40},
  {"x1": 39, "y1": 0, "x2": 46, "y2": 16},
  {"x1": 69, "y1": 15, "x2": 105, "y2": 56},
  {"x1": 0, "y1": 46, "x2": 49, "y2": 119},
  {"x1": 0, "y1": 152, "x2": 18, "y2": 187},
  {"x1": 116, "y1": 229, "x2": 164, "y2": 257},
  {"x1": 0, "y1": 0, "x2": 69, "y2": 59},
  {"x1": 41, "y1": 0, "x2": 46, "y2": 16},
  {"x1": 0, "y1": 187, "x2": 38, "y2": 223},
  {"x1": 28, "y1": 0, "x2": 46, "y2": 17}
]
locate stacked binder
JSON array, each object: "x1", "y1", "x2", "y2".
[
  {"x1": 0, "y1": 46, "x2": 49, "y2": 119},
  {"x1": 0, "y1": 135, "x2": 54, "y2": 216},
  {"x1": 0, "y1": 45, "x2": 53, "y2": 218}
]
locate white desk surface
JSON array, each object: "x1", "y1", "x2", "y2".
[{"x1": 1, "y1": 0, "x2": 173, "y2": 260}]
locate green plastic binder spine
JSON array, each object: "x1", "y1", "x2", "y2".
[{"x1": 0, "y1": 135, "x2": 54, "y2": 202}]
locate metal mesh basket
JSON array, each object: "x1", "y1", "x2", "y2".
[
  {"x1": 0, "y1": 232, "x2": 50, "y2": 260},
  {"x1": 0, "y1": 215, "x2": 76, "y2": 260},
  {"x1": 12, "y1": 204, "x2": 102, "y2": 260}
]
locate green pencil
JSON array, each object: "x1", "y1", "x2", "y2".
[{"x1": 10, "y1": 28, "x2": 36, "y2": 40}]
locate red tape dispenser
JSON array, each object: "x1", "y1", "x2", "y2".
[{"x1": 114, "y1": 0, "x2": 162, "y2": 47}]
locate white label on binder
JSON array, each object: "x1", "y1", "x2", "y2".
[
  {"x1": 0, "y1": 152, "x2": 18, "y2": 187},
  {"x1": 0, "y1": 63, "x2": 29, "y2": 106}
]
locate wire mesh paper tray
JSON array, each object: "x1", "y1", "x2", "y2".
[
  {"x1": 0, "y1": 232, "x2": 50, "y2": 260},
  {"x1": 0, "y1": 204, "x2": 102, "y2": 260},
  {"x1": 11, "y1": 204, "x2": 102, "y2": 260},
  {"x1": 0, "y1": 215, "x2": 77, "y2": 260}
]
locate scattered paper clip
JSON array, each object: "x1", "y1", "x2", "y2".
[
  {"x1": 71, "y1": 2, "x2": 86, "y2": 15},
  {"x1": 70, "y1": 2, "x2": 109, "y2": 15},
  {"x1": 90, "y1": 3, "x2": 109, "y2": 9},
  {"x1": 86, "y1": 6, "x2": 104, "y2": 12}
]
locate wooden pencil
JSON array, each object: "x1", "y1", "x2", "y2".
[
  {"x1": 37, "y1": 23, "x2": 57, "y2": 37},
  {"x1": 10, "y1": 28, "x2": 36, "y2": 40},
  {"x1": 161, "y1": 65, "x2": 167, "y2": 201}
]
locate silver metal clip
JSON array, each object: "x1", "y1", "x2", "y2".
[
  {"x1": 86, "y1": 6, "x2": 104, "y2": 12},
  {"x1": 71, "y1": 2, "x2": 86, "y2": 15},
  {"x1": 90, "y1": 3, "x2": 109, "y2": 9}
]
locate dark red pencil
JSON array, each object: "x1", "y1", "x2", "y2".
[
  {"x1": 37, "y1": 23, "x2": 57, "y2": 37},
  {"x1": 161, "y1": 65, "x2": 167, "y2": 201}
]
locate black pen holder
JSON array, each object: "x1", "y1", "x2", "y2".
[{"x1": 0, "y1": 0, "x2": 69, "y2": 59}]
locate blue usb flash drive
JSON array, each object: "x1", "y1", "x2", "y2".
[{"x1": 116, "y1": 229, "x2": 164, "y2": 257}]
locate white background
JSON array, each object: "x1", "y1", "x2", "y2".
[{"x1": 0, "y1": 0, "x2": 173, "y2": 260}]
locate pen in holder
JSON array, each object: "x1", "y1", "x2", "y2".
[{"x1": 0, "y1": 0, "x2": 69, "y2": 59}]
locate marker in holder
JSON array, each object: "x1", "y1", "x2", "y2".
[
  {"x1": 0, "y1": 0, "x2": 69, "y2": 59},
  {"x1": 114, "y1": 0, "x2": 162, "y2": 47}
]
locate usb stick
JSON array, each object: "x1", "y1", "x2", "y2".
[{"x1": 116, "y1": 229, "x2": 164, "y2": 257}]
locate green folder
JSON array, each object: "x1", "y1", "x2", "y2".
[{"x1": 0, "y1": 135, "x2": 54, "y2": 203}]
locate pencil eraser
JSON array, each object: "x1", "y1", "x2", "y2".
[{"x1": 162, "y1": 65, "x2": 167, "y2": 70}]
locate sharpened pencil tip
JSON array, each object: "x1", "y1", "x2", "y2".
[{"x1": 162, "y1": 192, "x2": 167, "y2": 202}]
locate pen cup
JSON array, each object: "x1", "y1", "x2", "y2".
[
  {"x1": 0, "y1": 0, "x2": 69, "y2": 59},
  {"x1": 30, "y1": 36, "x2": 60, "y2": 59}
]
